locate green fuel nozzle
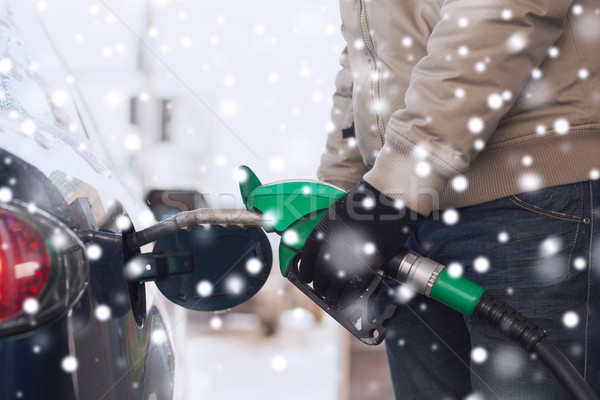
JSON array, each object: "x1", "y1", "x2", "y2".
[{"x1": 237, "y1": 165, "x2": 492, "y2": 343}]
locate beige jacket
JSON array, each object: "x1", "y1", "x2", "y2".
[{"x1": 317, "y1": 0, "x2": 600, "y2": 216}]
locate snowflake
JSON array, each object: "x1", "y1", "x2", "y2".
[
  {"x1": 124, "y1": 134, "x2": 142, "y2": 152},
  {"x1": 0, "y1": 58, "x2": 13, "y2": 74},
  {"x1": 554, "y1": 118, "x2": 570, "y2": 134},
  {"x1": 85, "y1": 244, "x2": 102, "y2": 261},
  {"x1": 223, "y1": 75, "x2": 235, "y2": 86},
  {"x1": 498, "y1": 231, "x2": 509, "y2": 243},
  {"x1": 519, "y1": 173, "x2": 541, "y2": 191},
  {"x1": 487, "y1": 93, "x2": 503, "y2": 109},
  {"x1": 362, "y1": 197, "x2": 375, "y2": 209},
  {"x1": 151, "y1": 329, "x2": 167, "y2": 344},
  {"x1": 23, "y1": 298, "x2": 40, "y2": 315},
  {"x1": 95, "y1": 305, "x2": 112, "y2": 321},
  {"x1": 490, "y1": 345, "x2": 526, "y2": 378},
  {"x1": 219, "y1": 98, "x2": 238, "y2": 117},
  {"x1": 415, "y1": 161, "x2": 431, "y2": 177},
  {"x1": 396, "y1": 285, "x2": 417, "y2": 302},
  {"x1": 471, "y1": 347, "x2": 488, "y2": 363},
  {"x1": 115, "y1": 215, "x2": 131, "y2": 231},
  {"x1": 105, "y1": 13, "x2": 117, "y2": 24},
  {"x1": 447, "y1": 262, "x2": 464, "y2": 277},
  {"x1": 197, "y1": 280, "x2": 214, "y2": 297},
  {"x1": 468, "y1": 117, "x2": 484, "y2": 134},
  {"x1": 283, "y1": 229, "x2": 299, "y2": 246},
  {"x1": 0, "y1": 187, "x2": 13, "y2": 202},
  {"x1": 442, "y1": 209, "x2": 459, "y2": 225},
  {"x1": 254, "y1": 24, "x2": 266, "y2": 35},
  {"x1": 210, "y1": 316, "x2": 223, "y2": 330},
  {"x1": 62, "y1": 356, "x2": 79, "y2": 373},
  {"x1": 506, "y1": 32, "x2": 528, "y2": 53},
  {"x1": 473, "y1": 256, "x2": 490, "y2": 273},
  {"x1": 271, "y1": 354, "x2": 288, "y2": 371},
  {"x1": 181, "y1": 37, "x2": 192, "y2": 47},
  {"x1": 540, "y1": 236, "x2": 561, "y2": 257},
  {"x1": 573, "y1": 257, "x2": 587, "y2": 271},
  {"x1": 51, "y1": 231, "x2": 68, "y2": 250},
  {"x1": 402, "y1": 36, "x2": 413, "y2": 48},
  {"x1": 21, "y1": 120, "x2": 37, "y2": 136},
  {"x1": 363, "y1": 242, "x2": 376, "y2": 255},
  {"x1": 125, "y1": 259, "x2": 144, "y2": 279},
  {"x1": 51, "y1": 90, "x2": 69, "y2": 107},
  {"x1": 104, "y1": 89, "x2": 126, "y2": 108},
  {"x1": 225, "y1": 275, "x2": 244, "y2": 294},
  {"x1": 246, "y1": 258, "x2": 262, "y2": 274},
  {"x1": 452, "y1": 175, "x2": 468, "y2": 191},
  {"x1": 299, "y1": 64, "x2": 311, "y2": 78},
  {"x1": 562, "y1": 311, "x2": 579, "y2": 328},
  {"x1": 102, "y1": 47, "x2": 114, "y2": 58},
  {"x1": 536, "y1": 124, "x2": 546, "y2": 135}
]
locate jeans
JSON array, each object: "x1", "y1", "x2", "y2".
[{"x1": 374, "y1": 180, "x2": 600, "y2": 399}]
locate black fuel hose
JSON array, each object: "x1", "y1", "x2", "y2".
[{"x1": 474, "y1": 291, "x2": 597, "y2": 400}]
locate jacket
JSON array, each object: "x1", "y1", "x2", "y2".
[{"x1": 317, "y1": 0, "x2": 600, "y2": 216}]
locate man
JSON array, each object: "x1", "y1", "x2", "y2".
[{"x1": 299, "y1": 0, "x2": 600, "y2": 398}]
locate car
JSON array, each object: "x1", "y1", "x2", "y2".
[{"x1": 0, "y1": 3, "x2": 271, "y2": 399}]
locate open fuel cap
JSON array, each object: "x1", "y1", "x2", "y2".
[{"x1": 146, "y1": 225, "x2": 272, "y2": 312}]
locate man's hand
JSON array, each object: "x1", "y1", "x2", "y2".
[{"x1": 298, "y1": 180, "x2": 422, "y2": 308}]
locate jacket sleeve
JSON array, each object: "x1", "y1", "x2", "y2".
[
  {"x1": 317, "y1": 46, "x2": 369, "y2": 191},
  {"x1": 363, "y1": 0, "x2": 573, "y2": 215}
]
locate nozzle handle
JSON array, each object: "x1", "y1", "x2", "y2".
[{"x1": 286, "y1": 256, "x2": 397, "y2": 345}]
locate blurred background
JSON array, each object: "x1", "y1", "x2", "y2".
[{"x1": 31, "y1": 0, "x2": 392, "y2": 399}]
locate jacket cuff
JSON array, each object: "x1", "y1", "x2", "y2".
[{"x1": 363, "y1": 142, "x2": 449, "y2": 217}]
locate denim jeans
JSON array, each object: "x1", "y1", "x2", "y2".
[{"x1": 374, "y1": 180, "x2": 600, "y2": 399}]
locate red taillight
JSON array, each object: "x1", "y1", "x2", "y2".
[{"x1": 0, "y1": 211, "x2": 51, "y2": 323}]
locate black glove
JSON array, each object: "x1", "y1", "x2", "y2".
[{"x1": 298, "y1": 180, "x2": 422, "y2": 308}]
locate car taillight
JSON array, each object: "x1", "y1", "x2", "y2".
[
  {"x1": 0, "y1": 211, "x2": 51, "y2": 323},
  {"x1": 0, "y1": 202, "x2": 88, "y2": 337}
]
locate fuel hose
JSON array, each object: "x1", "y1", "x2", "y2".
[{"x1": 383, "y1": 250, "x2": 598, "y2": 400}]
